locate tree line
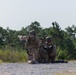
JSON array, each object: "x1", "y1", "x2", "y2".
[{"x1": 0, "y1": 21, "x2": 76, "y2": 60}]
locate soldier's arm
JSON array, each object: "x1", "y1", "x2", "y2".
[
  {"x1": 25, "y1": 36, "x2": 30, "y2": 49},
  {"x1": 50, "y1": 45, "x2": 57, "y2": 56}
]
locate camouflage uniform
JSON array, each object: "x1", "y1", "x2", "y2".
[
  {"x1": 38, "y1": 38, "x2": 49, "y2": 63},
  {"x1": 25, "y1": 30, "x2": 40, "y2": 63},
  {"x1": 45, "y1": 36, "x2": 57, "y2": 63}
]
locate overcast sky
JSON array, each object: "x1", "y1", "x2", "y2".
[{"x1": 0, "y1": 0, "x2": 76, "y2": 30}]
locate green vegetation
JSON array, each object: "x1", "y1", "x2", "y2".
[
  {"x1": 0, "y1": 21, "x2": 76, "y2": 62},
  {"x1": 0, "y1": 46, "x2": 28, "y2": 62}
]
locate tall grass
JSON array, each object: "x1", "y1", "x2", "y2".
[
  {"x1": 56, "y1": 47, "x2": 69, "y2": 60},
  {"x1": 0, "y1": 46, "x2": 28, "y2": 62}
]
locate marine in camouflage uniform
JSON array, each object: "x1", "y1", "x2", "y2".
[
  {"x1": 38, "y1": 37, "x2": 49, "y2": 63},
  {"x1": 25, "y1": 30, "x2": 40, "y2": 64},
  {"x1": 44, "y1": 36, "x2": 57, "y2": 63}
]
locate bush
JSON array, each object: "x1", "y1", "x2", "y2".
[
  {"x1": 0, "y1": 47, "x2": 28, "y2": 63},
  {"x1": 56, "y1": 47, "x2": 69, "y2": 60},
  {"x1": 0, "y1": 59, "x2": 3, "y2": 63}
]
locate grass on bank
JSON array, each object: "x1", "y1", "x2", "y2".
[{"x1": 0, "y1": 47, "x2": 28, "y2": 63}]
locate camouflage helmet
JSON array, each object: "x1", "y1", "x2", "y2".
[
  {"x1": 29, "y1": 30, "x2": 36, "y2": 36},
  {"x1": 46, "y1": 36, "x2": 52, "y2": 42}
]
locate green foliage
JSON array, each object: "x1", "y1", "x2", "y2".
[
  {"x1": 0, "y1": 21, "x2": 76, "y2": 60},
  {"x1": 56, "y1": 47, "x2": 69, "y2": 60},
  {"x1": 0, "y1": 47, "x2": 28, "y2": 63},
  {"x1": 26, "y1": 21, "x2": 42, "y2": 35},
  {"x1": 0, "y1": 59, "x2": 3, "y2": 63}
]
